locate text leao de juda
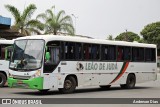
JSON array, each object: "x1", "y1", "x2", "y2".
[{"x1": 85, "y1": 62, "x2": 118, "y2": 70}]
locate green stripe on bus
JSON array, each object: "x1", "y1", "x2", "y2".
[{"x1": 8, "y1": 77, "x2": 44, "y2": 90}]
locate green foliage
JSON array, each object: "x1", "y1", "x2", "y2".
[
  {"x1": 115, "y1": 31, "x2": 140, "y2": 42},
  {"x1": 141, "y1": 22, "x2": 160, "y2": 45},
  {"x1": 5, "y1": 4, "x2": 44, "y2": 36},
  {"x1": 36, "y1": 6, "x2": 75, "y2": 35},
  {"x1": 137, "y1": 38, "x2": 146, "y2": 43}
]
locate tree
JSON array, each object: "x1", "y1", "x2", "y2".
[
  {"x1": 115, "y1": 31, "x2": 140, "y2": 42},
  {"x1": 106, "y1": 35, "x2": 114, "y2": 40},
  {"x1": 5, "y1": 4, "x2": 43, "y2": 36},
  {"x1": 141, "y1": 22, "x2": 160, "y2": 55},
  {"x1": 137, "y1": 38, "x2": 146, "y2": 43},
  {"x1": 36, "y1": 7, "x2": 75, "y2": 35}
]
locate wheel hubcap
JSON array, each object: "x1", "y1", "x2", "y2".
[
  {"x1": 129, "y1": 78, "x2": 134, "y2": 86},
  {"x1": 64, "y1": 80, "x2": 72, "y2": 89}
]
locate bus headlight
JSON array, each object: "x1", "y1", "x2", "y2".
[
  {"x1": 31, "y1": 70, "x2": 41, "y2": 78},
  {"x1": 9, "y1": 73, "x2": 13, "y2": 78}
]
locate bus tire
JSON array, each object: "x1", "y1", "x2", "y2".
[
  {"x1": 59, "y1": 76, "x2": 76, "y2": 94},
  {"x1": 121, "y1": 74, "x2": 136, "y2": 89},
  {"x1": 0, "y1": 72, "x2": 7, "y2": 87},
  {"x1": 100, "y1": 85, "x2": 111, "y2": 89}
]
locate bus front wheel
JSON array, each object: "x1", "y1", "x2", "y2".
[
  {"x1": 0, "y1": 72, "x2": 7, "y2": 87},
  {"x1": 59, "y1": 76, "x2": 76, "y2": 94},
  {"x1": 120, "y1": 74, "x2": 136, "y2": 89}
]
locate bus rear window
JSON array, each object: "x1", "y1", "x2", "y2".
[{"x1": 145, "y1": 48, "x2": 156, "y2": 62}]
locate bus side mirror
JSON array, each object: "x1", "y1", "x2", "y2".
[{"x1": 45, "y1": 52, "x2": 51, "y2": 61}]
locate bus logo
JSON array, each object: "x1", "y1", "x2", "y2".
[
  {"x1": 2, "y1": 99, "x2": 11, "y2": 104},
  {"x1": 76, "y1": 62, "x2": 84, "y2": 71}
]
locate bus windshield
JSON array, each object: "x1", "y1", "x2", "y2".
[{"x1": 9, "y1": 39, "x2": 45, "y2": 71}]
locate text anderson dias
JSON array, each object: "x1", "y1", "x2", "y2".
[{"x1": 133, "y1": 99, "x2": 158, "y2": 104}]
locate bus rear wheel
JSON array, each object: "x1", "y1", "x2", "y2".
[
  {"x1": 120, "y1": 74, "x2": 136, "y2": 89},
  {"x1": 59, "y1": 76, "x2": 76, "y2": 94},
  {"x1": 0, "y1": 73, "x2": 7, "y2": 87}
]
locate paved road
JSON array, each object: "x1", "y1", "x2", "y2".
[
  {"x1": 1, "y1": 77, "x2": 160, "y2": 98},
  {"x1": 0, "y1": 74, "x2": 160, "y2": 107},
  {"x1": 1, "y1": 74, "x2": 160, "y2": 98}
]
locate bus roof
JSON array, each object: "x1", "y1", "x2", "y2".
[
  {"x1": 16, "y1": 35, "x2": 156, "y2": 48},
  {"x1": 0, "y1": 40, "x2": 14, "y2": 44}
]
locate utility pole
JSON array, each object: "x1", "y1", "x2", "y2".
[
  {"x1": 125, "y1": 29, "x2": 128, "y2": 41},
  {"x1": 71, "y1": 14, "x2": 78, "y2": 34}
]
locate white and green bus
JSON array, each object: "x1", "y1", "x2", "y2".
[
  {"x1": 8, "y1": 35, "x2": 157, "y2": 93},
  {"x1": 0, "y1": 40, "x2": 13, "y2": 87}
]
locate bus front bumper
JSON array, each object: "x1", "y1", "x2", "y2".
[{"x1": 8, "y1": 77, "x2": 43, "y2": 90}]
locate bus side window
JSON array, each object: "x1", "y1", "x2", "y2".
[
  {"x1": 117, "y1": 47, "x2": 123, "y2": 61},
  {"x1": 83, "y1": 44, "x2": 91, "y2": 60},
  {"x1": 132, "y1": 48, "x2": 137, "y2": 61},
  {"x1": 139, "y1": 48, "x2": 144, "y2": 61},
  {"x1": 91, "y1": 44, "x2": 100, "y2": 60},
  {"x1": 5, "y1": 46, "x2": 13, "y2": 61},
  {"x1": 69, "y1": 43, "x2": 75, "y2": 59},
  {"x1": 145, "y1": 48, "x2": 151, "y2": 61},
  {"x1": 151, "y1": 48, "x2": 156, "y2": 61},
  {"x1": 75, "y1": 43, "x2": 82, "y2": 60},
  {"x1": 65, "y1": 42, "x2": 75, "y2": 60},
  {"x1": 108, "y1": 45, "x2": 116, "y2": 60},
  {"x1": 132, "y1": 47, "x2": 144, "y2": 62},
  {"x1": 123, "y1": 47, "x2": 131, "y2": 61},
  {"x1": 117, "y1": 46, "x2": 131, "y2": 61},
  {"x1": 101, "y1": 45, "x2": 108, "y2": 60},
  {"x1": 1, "y1": 47, "x2": 5, "y2": 60}
]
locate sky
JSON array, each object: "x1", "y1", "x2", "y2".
[{"x1": 0, "y1": 0, "x2": 160, "y2": 39}]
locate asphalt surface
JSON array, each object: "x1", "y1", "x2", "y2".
[
  {"x1": 0, "y1": 74, "x2": 160, "y2": 107},
  {"x1": 0, "y1": 80, "x2": 160, "y2": 98}
]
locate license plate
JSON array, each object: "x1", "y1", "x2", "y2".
[
  {"x1": 12, "y1": 83, "x2": 29, "y2": 88},
  {"x1": 17, "y1": 80, "x2": 23, "y2": 84}
]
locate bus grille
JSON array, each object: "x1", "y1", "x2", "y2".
[{"x1": 13, "y1": 75, "x2": 31, "y2": 80}]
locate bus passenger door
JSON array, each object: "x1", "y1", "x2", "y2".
[
  {"x1": 43, "y1": 46, "x2": 60, "y2": 89},
  {"x1": 44, "y1": 46, "x2": 60, "y2": 73}
]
